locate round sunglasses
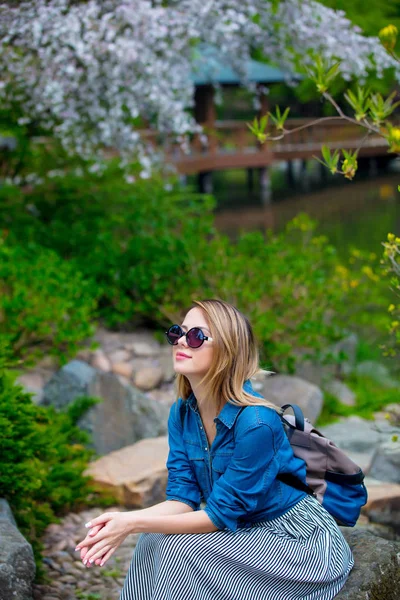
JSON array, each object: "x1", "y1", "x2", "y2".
[{"x1": 165, "y1": 324, "x2": 213, "y2": 348}]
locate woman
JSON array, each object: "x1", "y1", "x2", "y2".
[{"x1": 76, "y1": 299, "x2": 354, "y2": 600}]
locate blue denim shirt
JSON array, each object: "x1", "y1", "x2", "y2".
[{"x1": 165, "y1": 381, "x2": 307, "y2": 531}]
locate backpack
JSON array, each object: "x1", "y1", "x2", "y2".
[{"x1": 277, "y1": 404, "x2": 368, "y2": 527}]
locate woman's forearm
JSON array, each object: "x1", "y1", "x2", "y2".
[
  {"x1": 136, "y1": 500, "x2": 194, "y2": 518},
  {"x1": 132, "y1": 508, "x2": 218, "y2": 535}
]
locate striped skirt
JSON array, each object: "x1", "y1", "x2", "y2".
[{"x1": 119, "y1": 496, "x2": 354, "y2": 600}]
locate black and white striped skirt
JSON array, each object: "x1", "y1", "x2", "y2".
[{"x1": 119, "y1": 496, "x2": 354, "y2": 600}]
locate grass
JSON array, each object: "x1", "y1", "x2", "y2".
[{"x1": 317, "y1": 373, "x2": 400, "y2": 426}]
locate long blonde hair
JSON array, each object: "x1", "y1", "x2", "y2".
[{"x1": 176, "y1": 299, "x2": 279, "y2": 412}]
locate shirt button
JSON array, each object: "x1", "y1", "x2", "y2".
[
  {"x1": 204, "y1": 447, "x2": 208, "y2": 451},
  {"x1": 200, "y1": 426, "x2": 203, "y2": 429}
]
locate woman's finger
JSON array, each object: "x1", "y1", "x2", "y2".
[
  {"x1": 85, "y1": 512, "x2": 115, "y2": 529},
  {"x1": 99, "y1": 546, "x2": 116, "y2": 567},
  {"x1": 88, "y1": 524, "x2": 104, "y2": 537},
  {"x1": 83, "y1": 539, "x2": 110, "y2": 565},
  {"x1": 85, "y1": 543, "x2": 111, "y2": 565}
]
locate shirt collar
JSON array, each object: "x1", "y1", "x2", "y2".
[{"x1": 187, "y1": 380, "x2": 255, "y2": 429}]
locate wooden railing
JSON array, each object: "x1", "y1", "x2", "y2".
[{"x1": 142, "y1": 118, "x2": 389, "y2": 175}]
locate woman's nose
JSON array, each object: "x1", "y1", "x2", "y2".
[{"x1": 177, "y1": 333, "x2": 188, "y2": 347}]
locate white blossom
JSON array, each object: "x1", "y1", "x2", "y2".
[{"x1": 0, "y1": 0, "x2": 397, "y2": 163}]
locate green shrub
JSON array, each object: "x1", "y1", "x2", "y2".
[
  {"x1": 0, "y1": 235, "x2": 98, "y2": 364},
  {"x1": 0, "y1": 345, "x2": 106, "y2": 572},
  {"x1": 1, "y1": 164, "x2": 391, "y2": 371}
]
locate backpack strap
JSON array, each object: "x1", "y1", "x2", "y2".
[
  {"x1": 280, "y1": 403, "x2": 305, "y2": 431},
  {"x1": 276, "y1": 472, "x2": 316, "y2": 497}
]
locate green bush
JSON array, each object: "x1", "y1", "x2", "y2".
[
  {"x1": 0, "y1": 164, "x2": 391, "y2": 371},
  {"x1": 0, "y1": 235, "x2": 98, "y2": 364},
  {"x1": 0, "y1": 344, "x2": 104, "y2": 572}
]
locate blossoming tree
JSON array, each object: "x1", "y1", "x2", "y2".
[{"x1": 0, "y1": 0, "x2": 398, "y2": 167}]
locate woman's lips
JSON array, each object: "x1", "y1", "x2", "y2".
[{"x1": 176, "y1": 352, "x2": 191, "y2": 360}]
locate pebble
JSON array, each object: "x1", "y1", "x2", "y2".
[{"x1": 33, "y1": 506, "x2": 137, "y2": 600}]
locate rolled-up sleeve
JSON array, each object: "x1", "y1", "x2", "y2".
[
  {"x1": 165, "y1": 401, "x2": 201, "y2": 511},
  {"x1": 204, "y1": 422, "x2": 279, "y2": 531}
]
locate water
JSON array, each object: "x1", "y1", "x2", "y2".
[{"x1": 213, "y1": 168, "x2": 400, "y2": 259}]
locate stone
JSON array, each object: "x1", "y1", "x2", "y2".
[
  {"x1": 363, "y1": 478, "x2": 400, "y2": 532},
  {"x1": 108, "y1": 349, "x2": 131, "y2": 364},
  {"x1": 91, "y1": 349, "x2": 111, "y2": 372},
  {"x1": 0, "y1": 498, "x2": 17, "y2": 527},
  {"x1": 134, "y1": 366, "x2": 164, "y2": 391},
  {"x1": 354, "y1": 361, "x2": 398, "y2": 389},
  {"x1": 0, "y1": 499, "x2": 36, "y2": 600},
  {"x1": 256, "y1": 374, "x2": 323, "y2": 422},
  {"x1": 369, "y1": 440, "x2": 400, "y2": 484},
  {"x1": 324, "y1": 379, "x2": 356, "y2": 406},
  {"x1": 16, "y1": 371, "x2": 44, "y2": 404},
  {"x1": 112, "y1": 361, "x2": 134, "y2": 379},
  {"x1": 129, "y1": 341, "x2": 160, "y2": 357},
  {"x1": 158, "y1": 347, "x2": 176, "y2": 383},
  {"x1": 42, "y1": 360, "x2": 168, "y2": 455},
  {"x1": 85, "y1": 437, "x2": 169, "y2": 508},
  {"x1": 336, "y1": 528, "x2": 400, "y2": 599},
  {"x1": 333, "y1": 333, "x2": 359, "y2": 373}
]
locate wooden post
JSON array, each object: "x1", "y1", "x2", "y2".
[
  {"x1": 247, "y1": 168, "x2": 254, "y2": 193},
  {"x1": 287, "y1": 160, "x2": 295, "y2": 188},
  {"x1": 259, "y1": 166, "x2": 272, "y2": 205},
  {"x1": 198, "y1": 171, "x2": 213, "y2": 194},
  {"x1": 194, "y1": 85, "x2": 216, "y2": 153}
]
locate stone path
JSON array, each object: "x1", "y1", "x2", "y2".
[{"x1": 33, "y1": 507, "x2": 139, "y2": 600}]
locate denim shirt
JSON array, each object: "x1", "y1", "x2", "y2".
[{"x1": 165, "y1": 381, "x2": 307, "y2": 531}]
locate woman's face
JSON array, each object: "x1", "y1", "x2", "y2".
[{"x1": 172, "y1": 307, "x2": 214, "y2": 380}]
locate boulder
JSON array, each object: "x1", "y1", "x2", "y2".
[
  {"x1": 108, "y1": 349, "x2": 131, "y2": 365},
  {"x1": 134, "y1": 366, "x2": 164, "y2": 391},
  {"x1": 254, "y1": 374, "x2": 323, "y2": 422},
  {"x1": 128, "y1": 341, "x2": 161, "y2": 357},
  {"x1": 337, "y1": 528, "x2": 400, "y2": 600},
  {"x1": 363, "y1": 478, "x2": 400, "y2": 532},
  {"x1": 295, "y1": 333, "x2": 358, "y2": 385},
  {"x1": 85, "y1": 437, "x2": 169, "y2": 507},
  {"x1": 0, "y1": 499, "x2": 35, "y2": 600},
  {"x1": 324, "y1": 379, "x2": 356, "y2": 406},
  {"x1": 369, "y1": 439, "x2": 400, "y2": 484},
  {"x1": 354, "y1": 361, "x2": 398, "y2": 389},
  {"x1": 112, "y1": 361, "x2": 134, "y2": 379},
  {"x1": 42, "y1": 360, "x2": 168, "y2": 455}
]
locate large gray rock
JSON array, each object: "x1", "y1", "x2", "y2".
[
  {"x1": 354, "y1": 361, "x2": 398, "y2": 388},
  {"x1": 254, "y1": 374, "x2": 323, "y2": 422},
  {"x1": 369, "y1": 440, "x2": 400, "y2": 484},
  {"x1": 0, "y1": 499, "x2": 35, "y2": 600},
  {"x1": 337, "y1": 528, "x2": 400, "y2": 599},
  {"x1": 324, "y1": 379, "x2": 356, "y2": 406},
  {"x1": 42, "y1": 360, "x2": 169, "y2": 455}
]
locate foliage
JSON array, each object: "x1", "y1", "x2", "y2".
[
  {"x1": 317, "y1": 373, "x2": 400, "y2": 425},
  {"x1": 0, "y1": 233, "x2": 98, "y2": 364},
  {"x1": 0, "y1": 0, "x2": 397, "y2": 167},
  {"x1": 0, "y1": 349, "x2": 104, "y2": 571},
  {"x1": 382, "y1": 233, "x2": 400, "y2": 356},
  {"x1": 320, "y1": 0, "x2": 400, "y2": 40},
  {"x1": 1, "y1": 165, "x2": 216, "y2": 328}
]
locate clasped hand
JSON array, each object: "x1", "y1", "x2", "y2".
[{"x1": 75, "y1": 511, "x2": 133, "y2": 567}]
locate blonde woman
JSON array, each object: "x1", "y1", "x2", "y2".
[{"x1": 76, "y1": 299, "x2": 353, "y2": 600}]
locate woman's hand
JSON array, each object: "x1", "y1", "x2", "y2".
[{"x1": 75, "y1": 511, "x2": 134, "y2": 567}]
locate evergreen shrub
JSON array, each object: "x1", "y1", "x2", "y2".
[
  {"x1": 0, "y1": 235, "x2": 98, "y2": 364},
  {"x1": 0, "y1": 345, "x2": 106, "y2": 571}
]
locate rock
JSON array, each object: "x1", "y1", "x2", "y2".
[
  {"x1": 363, "y1": 478, "x2": 400, "y2": 532},
  {"x1": 108, "y1": 349, "x2": 131, "y2": 364},
  {"x1": 134, "y1": 366, "x2": 164, "y2": 391},
  {"x1": 256, "y1": 374, "x2": 323, "y2": 422},
  {"x1": 129, "y1": 341, "x2": 160, "y2": 357},
  {"x1": 16, "y1": 371, "x2": 44, "y2": 404},
  {"x1": 112, "y1": 362, "x2": 134, "y2": 379},
  {"x1": 158, "y1": 347, "x2": 176, "y2": 383},
  {"x1": 42, "y1": 360, "x2": 168, "y2": 455},
  {"x1": 333, "y1": 333, "x2": 359, "y2": 374},
  {"x1": 354, "y1": 361, "x2": 398, "y2": 388},
  {"x1": 324, "y1": 379, "x2": 356, "y2": 406},
  {"x1": 369, "y1": 439, "x2": 400, "y2": 483},
  {"x1": 294, "y1": 334, "x2": 359, "y2": 385},
  {"x1": 0, "y1": 499, "x2": 36, "y2": 600},
  {"x1": 91, "y1": 349, "x2": 111, "y2": 372},
  {"x1": 85, "y1": 437, "x2": 169, "y2": 507},
  {"x1": 336, "y1": 528, "x2": 400, "y2": 599},
  {"x1": 0, "y1": 498, "x2": 17, "y2": 527}
]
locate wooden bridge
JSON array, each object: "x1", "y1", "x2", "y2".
[{"x1": 144, "y1": 118, "x2": 390, "y2": 176}]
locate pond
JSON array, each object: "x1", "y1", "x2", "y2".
[{"x1": 212, "y1": 162, "x2": 400, "y2": 260}]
